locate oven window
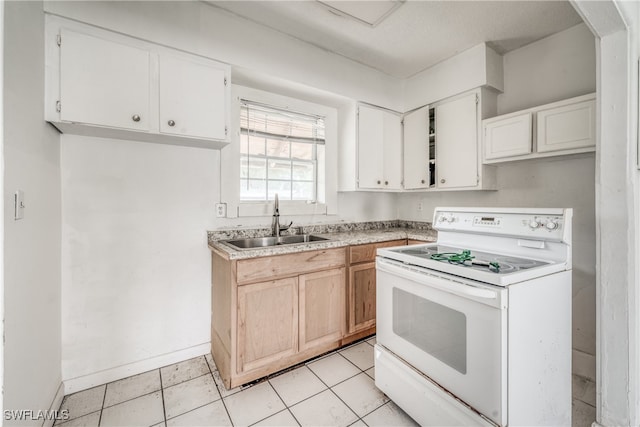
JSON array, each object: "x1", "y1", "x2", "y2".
[{"x1": 392, "y1": 287, "x2": 467, "y2": 374}]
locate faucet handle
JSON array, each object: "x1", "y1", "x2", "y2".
[{"x1": 281, "y1": 221, "x2": 293, "y2": 232}]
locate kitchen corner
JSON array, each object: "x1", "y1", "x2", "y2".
[{"x1": 207, "y1": 220, "x2": 435, "y2": 390}]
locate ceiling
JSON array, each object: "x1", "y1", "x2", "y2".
[{"x1": 206, "y1": 0, "x2": 584, "y2": 79}]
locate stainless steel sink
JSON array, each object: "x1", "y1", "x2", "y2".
[{"x1": 224, "y1": 234, "x2": 329, "y2": 250}]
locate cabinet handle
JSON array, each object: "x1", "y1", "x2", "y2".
[
  {"x1": 440, "y1": 178, "x2": 446, "y2": 184},
  {"x1": 421, "y1": 180, "x2": 425, "y2": 184},
  {"x1": 168, "y1": 120, "x2": 176, "y2": 127},
  {"x1": 377, "y1": 180, "x2": 381, "y2": 185},
  {"x1": 132, "y1": 114, "x2": 141, "y2": 122},
  {"x1": 385, "y1": 181, "x2": 389, "y2": 185}
]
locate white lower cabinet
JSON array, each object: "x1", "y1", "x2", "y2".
[{"x1": 482, "y1": 93, "x2": 595, "y2": 163}]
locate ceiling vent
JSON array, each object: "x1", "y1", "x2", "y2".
[{"x1": 317, "y1": 0, "x2": 405, "y2": 27}]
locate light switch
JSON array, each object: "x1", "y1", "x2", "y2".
[{"x1": 14, "y1": 190, "x2": 25, "y2": 220}]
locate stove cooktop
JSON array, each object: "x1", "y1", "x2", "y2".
[
  {"x1": 395, "y1": 245, "x2": 549, "y2": 275},
  {"x1": 377, "y1": 243, "x2": 566, "y2": 286}
]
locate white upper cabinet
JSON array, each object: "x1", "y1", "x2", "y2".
[
  {"x1": 339, "y1": 89, "x2": 496, "y2": 193},
  {"x1": 60, "y1": 29, "x2": 151, "y2": 132},
  {"x1": 483, "y1": 112, "x2": 532, "y2": 161},
  {"x1": 482, "y1": 93, "x2": 595, "y2": 164},
  {"x1": 436, "y1": 93, "x2": 480, "y2": 189},
  {"x1": 403, "y1": 106, "x2": 431, "y2": 190},
  {"x1": 356, "y1": 104, "x2": 402, "y2": 190},
  {"x1": 536, "y1": 98, "x2": 595, "y2": 153},
  {"x1": 46, "y1": 16, "x2": 231, "y2": 149},
  {"x1": 158, "y1": 54, "x2": 227, "y2": 140}
]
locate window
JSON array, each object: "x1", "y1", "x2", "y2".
[{"x1": 240, "y1": 100, "x2": 325, "y2": 202}]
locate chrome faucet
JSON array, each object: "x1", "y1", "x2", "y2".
[{"x1": 271, "y1": 193, "x2": 292, "y2": 237}]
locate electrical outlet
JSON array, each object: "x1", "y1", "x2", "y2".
[
  {"x1": 215, "y1": 203, "x2": 227, "y2": 218},
  {"x1": 417, "y1": 202, "x2": 423, "y2": 212}
]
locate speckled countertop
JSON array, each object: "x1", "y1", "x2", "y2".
[{"x1": 208, "y1": 220, "x2": 437, "y2": 260}]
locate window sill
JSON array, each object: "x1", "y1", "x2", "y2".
[{"x1": 238, "y1": 201, "x2": 328, "y2": 217}]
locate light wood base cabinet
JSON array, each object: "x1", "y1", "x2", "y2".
[
  {"x1": 343, "y1": 239, "x2": 406, "y2": 343},
  {"x1": 237, "y1": 277, "x2": 298, "y2": 373},
  {"x1": 212, "y1": 247, "x2": 346, "y2": 389}
]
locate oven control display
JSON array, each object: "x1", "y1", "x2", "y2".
[{"x1": 473, "y1": 216, "x2": 502, "y2": 227}]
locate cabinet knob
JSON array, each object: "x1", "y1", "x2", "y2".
[
  {"x1": 440, "y1": 178, "x2": 446, "y2": 184},
  {"x1": 168, "y1": 120, "x2": 176, "y2": 127},
  {"x1": 385, "y1": 181, "x2": 389, "y2": 185},
  {"x1": 132, "y1": 114, "x2": 141, "y2": 122},
  {"x1": 377, "y1": 180, "x2": 381, "y2": 185},
  {"x1": 421, "y1": 179, "x2": 425, "y2": 184}
]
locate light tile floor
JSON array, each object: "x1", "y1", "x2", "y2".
[
  {"x1": 56, "y1": 337, "x2": 419, "y2": 427},
  {"x1": 57, "y1": 335, "x2": 596, "y2": 427}
]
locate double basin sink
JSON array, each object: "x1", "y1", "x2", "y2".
[{"x1": 224, "y1": 234, "x2": 329, "y2": 250}]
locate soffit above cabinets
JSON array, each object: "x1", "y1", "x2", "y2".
[{"x1": 205, "y1": 1, "x2": 583, "y2": 79}]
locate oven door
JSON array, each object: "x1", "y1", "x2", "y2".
[{"x1": 376, "y1": 257, "x2": 507, "y2": 426}]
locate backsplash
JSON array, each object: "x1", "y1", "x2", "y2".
[{"x1": 207, "y1": 220, "x2": 432, "y2": 245}]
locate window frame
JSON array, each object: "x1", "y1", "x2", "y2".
[
  {"x1": 220, "y1": 85, "x2": 338, "y2": 218},
  {"x1": 239, "y1": 99, "x2": 324, "y2": 203}
]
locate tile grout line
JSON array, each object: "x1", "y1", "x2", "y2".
[
  {"x1": 97, "y1": 384, "x2": 107, "y2": 427},
  {"x1": 246, "y1": 382, "x2": 299, "y2": 427},
  {"x1": 159, "y1": 368, "x2": 169, "y2": 426},
  {"x1": 205, "y1": 355, "x2": 235, "y2": 426},
  {"x1": 304, "y1": 357, "x2": 362, "y2": 423}
]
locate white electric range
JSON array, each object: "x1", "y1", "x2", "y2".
[{"x1": 375, "y1": 207, "x2": 572, "y2": 426}]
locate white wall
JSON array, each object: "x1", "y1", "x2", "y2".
[
  {"x1": 61, "y1": 136, "x2": 218, "y2": 389},
  {"x1": 52, "y1": 1, "x2": 402, "y2": 387},
  {"x1": 3, "y1": 0, "x2": 63, "y2": 421},
  {"x1": 498, "y1": 23, "x2": 596, "y2": 115},
  {"x1": 398, "y1": 23, "x2": 597, "y2": 372}
]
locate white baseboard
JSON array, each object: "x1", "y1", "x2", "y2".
[
  {"x1": 43, "y1": 382, "x2": 65, "y2": 427},
  {"x1": 573, "y1": 348, "x2": 596, "y2": 382},
  {"x1": 63, "y1": 342, "x2": 211, "y2": 394}
]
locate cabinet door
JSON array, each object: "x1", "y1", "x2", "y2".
[
  {"x1": 348, "y1": 262, "x2": 377, "y2": 334},
  {"x1": 483, "y1": 112, "x2": 532, "y2": 161},
  {"x1": 536, "y1": 99, "x2": 595, "y2": 153},
  {"x1": 237, "y1": 278, "x2": 298, "y2": 373},
  {"x1": 383, "y1": 111, "x2": 403, "y2": 189},
  {"x1": 403, "y1": 106, "x2": 431, "y2": 189},
  {"x1": 357, "y1": 105, "x2": 385, "y2": 189},
  {"x1": 59, "y1": 29, "x2": 151, "y2": 131},
  {"x1": 299, "y1": 269, "x2": 345, "y2": 352},
  {"x1": 159, "y1": 54, "x2": 228, "y2": 140},
  {"x1": 436, "y1": 94, "x2": 478, "y2": 189}
]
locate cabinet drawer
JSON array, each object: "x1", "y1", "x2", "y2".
[
  {"x1": 236, "y1": 248, "x2": 346, "y2": 285},
  {"x1": 349, "y1": 239, "x2": 406, "y2": 264}
]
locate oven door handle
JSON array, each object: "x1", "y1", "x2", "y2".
[{"x1": 376, "y1": 258, "x2": 501, "y2": 301}]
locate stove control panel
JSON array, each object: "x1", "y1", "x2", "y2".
[{"x1": 434, "y1": 208, "x2": 571, "y2": 242}]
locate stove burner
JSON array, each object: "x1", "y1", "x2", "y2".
[
  {"x1": 430, "y1": 250, "x2": 501, "y2": 273},
  {"x1": 387, "y1": 244, "x2": 550, "y2": 276}
]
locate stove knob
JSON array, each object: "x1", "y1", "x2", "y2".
[
  {"x1": 447, "y1": 216, "x2": 455, "y2": 223},
  {"x1": 546, "y1": 221, "x2": 558, "y2": 230},
  {"x1": 529, "y1": 220, "x2": 541, "y2": 229}
]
